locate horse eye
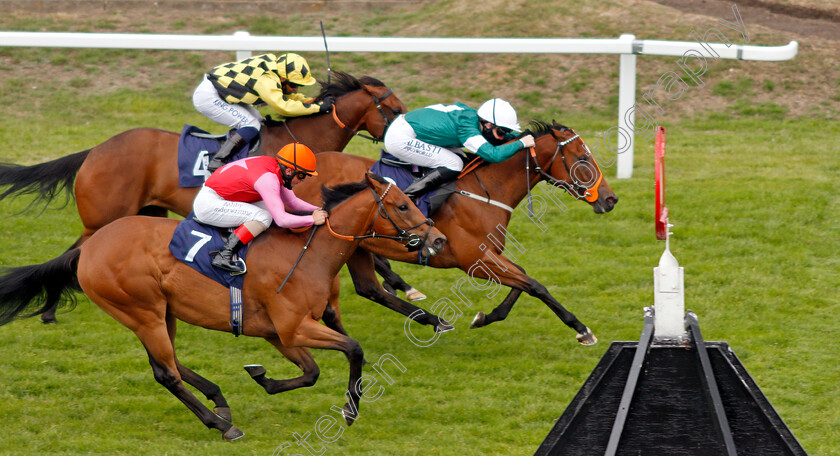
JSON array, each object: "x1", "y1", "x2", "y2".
[{"x1": 398, "y1": 204, "x2": 409, "y2": 211}]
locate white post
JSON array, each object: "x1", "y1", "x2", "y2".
[
  {"x1": 653, "y1": 231, "x2": 687, "y2": 342},
  {"x1": 616, "y1": 34, "x2": 636, "y2": 179},
  {"x1": 234, "y1": 31, "x2": 252, "y2": 60}
]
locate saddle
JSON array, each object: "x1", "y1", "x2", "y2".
[
  {"x1": 369, "y1": 151, "x2": 476, "y2": 217},
  {"x1": 177, "y1": 124, "x2": 265, "y2": 188}
]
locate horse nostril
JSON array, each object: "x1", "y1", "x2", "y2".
[
  {"x1": 434, "y1": 237, "x2": 447, "y2": 250},
  {"x1": 607, "y1": 196, "x2": 619, "y2": 205}
]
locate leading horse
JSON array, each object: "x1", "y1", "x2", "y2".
[
  {"x1": 0, "y1": 71, "x2": 410, "y2": 323},
  {"x1": 292, "y1": 121, "x2": 618, "y2": 346},
  {"x1": 0, "y1": 173, "x2": 446, "y2": 440}
]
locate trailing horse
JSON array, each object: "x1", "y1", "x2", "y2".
[{"x1": 0, "y1": 173, "x2": 446, "y2": 440}]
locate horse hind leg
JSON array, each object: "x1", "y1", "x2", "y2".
[
  {"x1": 244, "y1": 341, "x2": 320, "y2": 395},
  {"x1": 165, "y1": 313, "x2": 233, "y2": 422},
  {"x1": 41, "y1": 236, "x2": 86, "y2": 324},
  {"x1": 137, "y1": 326, "x2": 243, "y2": 440}
]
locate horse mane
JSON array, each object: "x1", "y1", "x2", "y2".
[
  {"x1": 520, "y1": 120, "x2": 574, "y2": 139},
  {"x1": 314, "y1": 71, "x2": 385, "y2": 103},
  {"x1": 320, "y1": 179, "x2": 369, "y2": 213}
]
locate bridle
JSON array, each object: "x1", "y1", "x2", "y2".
[
  {"x1": 527, "y1": 131, "x2": 603, "y2": 203},
  {"x1": 276, "y1": 180, "x2": 434, "y2": 294},
  {"x1": 326, "y1": 182, "x2": 435, "y2": 250},
  {"x1": 329, "y1": 87, "x2": 397, "y2": 143}
]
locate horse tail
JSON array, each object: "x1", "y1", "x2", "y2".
[
  {"x1": 0, "y1": 149, "x2": 90, "y2": 209},
  {"x1": 0, "y1": 249, "x2": 81, "y2": 326}
]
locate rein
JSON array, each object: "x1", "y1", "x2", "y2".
[{"x1": 330, "y1": 88, "x2": 395, "y2": 143}]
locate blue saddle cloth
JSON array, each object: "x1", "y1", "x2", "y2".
[
  {"x1": 168, "y1": 213, "x2": 250, "y2": 290},
  {"x1": 369, "y1": 151, "x2": 436, "y2": 217},
  {"x1": 177, "y1": 125, "x2": 250, "y2": 188}
]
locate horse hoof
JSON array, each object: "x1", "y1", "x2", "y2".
[
  {"x1": 382, "y1": 281, "x2": 397, "y2": 297},
  {"x1": 214, "y1": 406, "x2": 232, "y2": 422},
  {"x1": 470, "y1": 312, "x2": 485, "y2": 329},
  {"x1": 342, "y1": 404, "x2": 357, "y2": 426},
  {"x1": 244, "y1": 364, "x2": 266, "y2": 379},
  {"x1": 435, "y1": 319, "x2": 455, "y2": 333},
  {"x1": 41, "y1": 316, "x2": 57, "y2": 324},
  {"x1": 405, "y1": 288, "x2": 426, "y2": 302},
  {"x1": 576, "y1": 328, "x2": 598, "y2": 346},
  {"x1": 222, "y1": 425, "x2": 244, "y2": 441}
]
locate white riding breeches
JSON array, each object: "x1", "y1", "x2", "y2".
[
  {"x1": 193, "y1": 186, "x2": 272, "y2": 229},
  {"x1": 192, "y1": 75, "x2": 262, "y2": 130},
  {"x1": 383, "y1": 115, "x2": 464, "y2": 172}
]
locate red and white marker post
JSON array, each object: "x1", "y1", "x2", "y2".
[{"x1": 652, "y1": 127, "x2": 687, "y2": 342}]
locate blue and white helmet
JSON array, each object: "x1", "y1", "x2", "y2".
[{"x1": 477, "y1": 98, "x2": 521, "y2": 132}]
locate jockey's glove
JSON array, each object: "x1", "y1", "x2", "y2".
[{"x1": 319, "y1": 95, "x2": 336, "y2": 113}]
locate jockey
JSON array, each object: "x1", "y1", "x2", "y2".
[
  {"x1": 382, "y1": 98, "x2": 536, "y2": 199},
  {"x1": 193, "y1": 143, "x2": 328, "y2": 275},
  {"x1": 192, "y1": 53, "x2": 336, "y2": 172}
]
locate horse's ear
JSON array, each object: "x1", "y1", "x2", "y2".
[{"x1": 366, "y1": 172, "x2": 388, "y2": 185}]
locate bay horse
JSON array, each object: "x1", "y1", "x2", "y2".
[
  {"x1": 0, "y1": 173, "x2": 446, "y2": 440},
  {"x1": 0, "y1": 71, "x2": 410, "y2": 323},
  {"x1": 293, "y1": 121, "x2": 619, "y2": 346}
]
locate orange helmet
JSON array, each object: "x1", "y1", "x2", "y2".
[{"x1": 276, "y1": 143, "x2": 318, "y2": 176}]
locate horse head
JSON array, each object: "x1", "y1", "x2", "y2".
[
  {"x1": 527, "y1": 121, "x2": 618, "y2": 214},
  {"x1": 320, "y1": 172, "x2": 446, "y2": 258},
  {"x1": 316, "y1": 72, "x2": 407, "y2": 141},
  {"x1": 364, "y1": 172, "x2": 446, "y2": 258}
]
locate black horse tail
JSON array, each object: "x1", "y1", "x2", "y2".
[
  {"x1": 0, "y1": 249, "x2": 81, "y2": 326},
  {"x1": 0, "y1": 149, "x2": 90, "y2": 210}
]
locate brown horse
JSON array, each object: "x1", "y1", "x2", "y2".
[
  {"x1": 0, "y1": 71, "x2": 408, "y2": 323},
  {"x1": 293, "y1": 121, "x2": 619, "y2": 345},
  {"x1": 0, "y1": 173, "x2": 446, "y2": 440}
]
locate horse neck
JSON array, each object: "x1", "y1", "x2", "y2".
[
  {"x1": 467, "y1": 149, "x2": 540, "y2": 209},
  {"x1": 263, "y1": 109, "x2": 355, "y2": 154},
  {"x1": 311, "y1": 190, "x2": 379, "y2": 274}
]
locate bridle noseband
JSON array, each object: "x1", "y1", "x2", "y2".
[
  {"x1": 326, "y1": 182, "x2": 435, "y2": 250},
  {"x1": 527, "y1": 132, "x2": 603, "y2": 203},
  {"x1": 330, "y1": 88, "x2": 396, "y2": 143}
]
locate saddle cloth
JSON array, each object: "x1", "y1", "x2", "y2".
[
  {"x1": 168, "y1": 213, "x2": 250, "y2": 290},
  {"x1": 177, "y1": 125, "x2": 252, "y2": 188}
]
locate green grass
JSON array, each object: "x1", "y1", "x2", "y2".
[{"x1": 0, "y1": 1, "x2": 838, "y2": 455}]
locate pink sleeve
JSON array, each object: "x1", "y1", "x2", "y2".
[
  {"x1": 279, "y1": 185, "x2": 321, "y2": 212},
  {"x1": 253, "y1": 173, "x2": 315, "y2": 228}
]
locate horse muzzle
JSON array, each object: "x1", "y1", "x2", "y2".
[
  {"x1": 420, "y1": 234, "x2": 447, "y2": 258},
  {"x1": 592, "y1": 194, "x2": 619, "y2": 214}
]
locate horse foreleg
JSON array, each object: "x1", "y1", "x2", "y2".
[
  {"x1": 469, "y1": 253, "x2": 596, "y2": 345},
  {"x1": 321, "y1": 277, "x2": 348, "y2": 336},
  {"x1": 347, "y1": 250, "x2": 451, "y2": 333},
  {"x1": 373, "y1": 255, "x2": 426, "y2": 301},
  {"x1": 289, "y1": 319, "x2": 365, "y2": 426},
  {"x1": 165, "y1": 313, "x2": 232, "y2": 422},
  {"x1": 244, "y1": 341, "x2": 320, "y2": 395},
  {"x1": 470, "y1": 288, "x2": 522, "y2": 329}
]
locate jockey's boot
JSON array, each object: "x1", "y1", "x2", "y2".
[
  {"x1": 404, "y1": 167, "x2": 460, "y2": 199},
  {"x1": 208, "y1": 132, "x2": 247, "y2": 173},
  {"x1": 212, "y1": 232, "x2": 247, "y2": 275}
]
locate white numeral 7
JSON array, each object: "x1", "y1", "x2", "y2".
[{"x1": 185, "y1": 230, "x2": 213, "y2": 262}]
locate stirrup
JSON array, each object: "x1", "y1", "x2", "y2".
[{"x1": 212, "y1": 256, "x2": 247, "y2": 275}]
